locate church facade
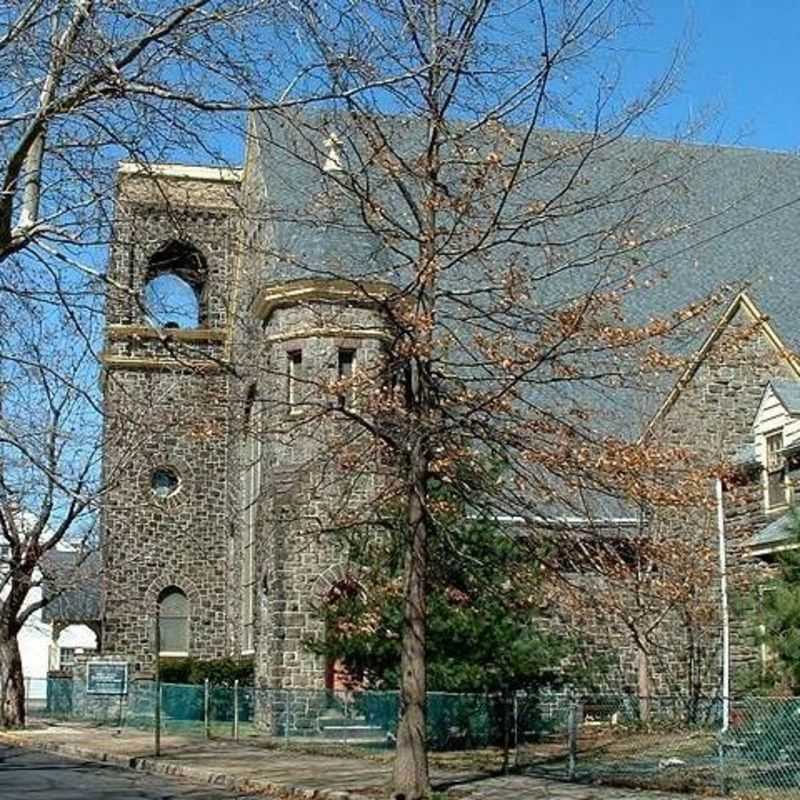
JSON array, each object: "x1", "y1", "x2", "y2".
[
  {"x1": 99, "y1": 113, "x2": 800, "y2": 695},
  {"x1": 100, "y1": 151, "x2": 392, "y2": 690}
]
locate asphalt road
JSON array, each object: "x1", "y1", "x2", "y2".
[{"x1": 0, "y1": 744, "x2": 262, "y2": 800}]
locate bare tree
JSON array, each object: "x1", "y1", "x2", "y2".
[
  {"x1": 0, "y1": 0, "x2": 431, "y2": 272},
  {"x1": 0, "y1": 0, "x2": 437, "y2": 728},
  {"x1": 549, "y1": 512, "x2": 722, "y2": 721},
  {"x1": 0, "y1": 284, "x2": 102, "y2": 727},
  {"x1": 237, "y1": 3, "x2": 728, "y2": 796},
  {"x1": 0, "y1": 0, "x2": 277, "y2": 729},
  {"x1": 0, "y1": 3, "x2": 732, "y2": 792},
  {"x1": 1, "y1": 0, "x2": 260, "y2": 264}
]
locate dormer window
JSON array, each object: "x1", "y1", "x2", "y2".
[
  {"x1": 765, "y1": 430, "x2": 789, "y2": 510},
  {"x1": 752, "y1": 380, "x2": 800, "y2": 514}
]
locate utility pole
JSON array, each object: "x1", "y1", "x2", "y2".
[{"x1": 715, "y1": 476, "x2": 731, "y2": 733}]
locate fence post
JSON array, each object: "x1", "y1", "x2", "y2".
[
  {"x1": 717, "y1": 733, "x2": 728, "y2": 796},
  {"x1": 513, "y1": 691, "x2": 519, "y2": 769},
  {"x1": 116, "y1": 678, "x2": 125, "y2": 732},
  {"x1": 284, "y1": 689, "x2": 290, "y2": 745},
  {"x1": 568, "y1": 701, "x2": 578, "y2": 781},
  {"x1": 233, "y1": 679, "x2": 239, "y2": 741},
  {"x1": 154, "y1": 678, "x2": 161, "y2": 757},
  {"x1": 204, "y1": 678, "x2": 210, "y2": 739},
  {"x1": 343, "y1": 690, "x2": 349, "y2": 746}
]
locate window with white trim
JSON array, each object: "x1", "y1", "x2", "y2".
[
  {"x1": 765, "y1": 430, "x2": 789, "y2": 510},
  {"x1": 59, "y1": 647, "x2": 78, "y2": 669}
]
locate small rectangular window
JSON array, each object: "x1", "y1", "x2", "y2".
[
  {"x1": 337, "y1": 349, "x2": 356, "y2": 407},
  {"x1": 766, "y1": 431, "x2": 788, "y2": 509},
  {"x1": 287, "y1": 350, "x2": 302, "y2": 410},
  {"x1": 59, "y1": 648, "x2": 76, "y2": 669}
]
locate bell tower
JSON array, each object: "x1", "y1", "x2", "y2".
[{"x1": 101, "y1": 163, "x2": 243, "y2": 668}]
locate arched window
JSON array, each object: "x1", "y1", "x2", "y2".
[
  {"x1": 143, "y1": 240, "x2": 206, "y2": 329},
  {"x1": 158, "y1": 587, "x2": 189, "y2": 655}
]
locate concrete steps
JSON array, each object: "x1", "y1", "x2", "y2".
[{"x1": 318, "y1": 715, "x2": 385, "y2": 742}]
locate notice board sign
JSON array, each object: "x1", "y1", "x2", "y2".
[{"x1": 86, "y1": 661, "x2": 128, "y2": 696}]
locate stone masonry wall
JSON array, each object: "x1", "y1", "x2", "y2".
[
  {"x1": 255, "y1": 297, "x2": 391, "y2": 692},
  {"x1": 549, "y1": 305, "x2": 797, "y2": 699},
  {"x1": 646, "y1": 304, "x2": 796, "y2": 688},
  {"x1": 102, "y1": 366, "x2": 233, "y2": 667},
  {"x1": 102, "y1": 169, "x2": 243, "y2": 669}
]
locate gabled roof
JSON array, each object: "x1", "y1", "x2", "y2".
[
  {"x1": 769, "y1": 379, "x2": 800, "y2": 415},
  {"x1": 646, "y1": 291, "x2": 800, "y2": 438},
  {"x1": 41, "y1": 550, "x2": 101, "y2": 624},
  {"x1": 752, "y1": 377, "x2": 800, "y2": 427}
]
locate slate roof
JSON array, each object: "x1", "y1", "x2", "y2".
[
  {"x1": 749, "y1": 513, "x2": 796, "y2": 550},
  {"x1": 251, "y1": 110, "x2": 800, "y2": 369},
  {"x1": 252, "y1": 113, "x2": 398, "y2": 284},
  {"x1": 248, "y1": 111, "x2": 800, "y2": 517},
  {"x1": 770, "y1": 379, "x2": 800, "y2": 415},
  {"x1": 731, "y1": 442, "x2": 760, "y2": 468},
  {"x1": 40, "y1": 550, "x2": 101, "y2": 624}
]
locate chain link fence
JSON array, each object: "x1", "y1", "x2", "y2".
[
  {"x1": 30, "y1": 679, "x2": 800, "y2": 796},
  {"x1": 516, "y1": 693, "x2": 800, "y2": 797},
  {"x1": 35, "y1": 676, "x2": 511, "y2": 751}
]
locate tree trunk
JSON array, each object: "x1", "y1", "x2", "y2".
[
  {"x1": 0, "y1": 633, "x2": 25, "y2": 728},
  {"x1": 637, "y1": 647, "x2": 652, "y2": 723},
  {"x1": 392, "y1": 462, "x2": 430, "y2": 800}
]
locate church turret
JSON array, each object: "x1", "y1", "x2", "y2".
[{"x1": 249, "y1": 278, "x2": 395, "y2": 691}]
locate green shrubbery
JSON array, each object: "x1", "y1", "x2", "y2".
[
  {"x1": 158, "y1": 656, "x2": 255, "y2": 686},
  {"x1": 311, "y1": 480, "x2": 577, "y2": 695},
  {"x1": 743, "y1": 509, "x2": 800, "y2": 694}
]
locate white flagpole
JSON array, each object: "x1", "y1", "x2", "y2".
[{"x1": 716, "y1": 476, "x2": 731, "y2": 732}]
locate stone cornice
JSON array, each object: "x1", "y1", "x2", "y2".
[
  {"x1": 254, "y1": 279, "x2": 396, "y2": 322},
  {"x1": 117, "y1": 162, "x2": 242, "y2": 183},
  {"x1": 102, "y1": 355, "x2": 227, "y2": 373},
  {"x1": 264, "y1": 327, "x2": 392, "y2": 344},
  {"x1": 107, "y1": 325, "x2": 228, "y2": 344}
]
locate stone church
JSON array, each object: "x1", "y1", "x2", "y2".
[{"x1": 98, "y1": 111, "x2": 800, "y2": 694}]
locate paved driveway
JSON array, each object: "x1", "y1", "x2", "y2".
[{"x1": 0, "y1": 744, "x2": 260, "y2": 800}]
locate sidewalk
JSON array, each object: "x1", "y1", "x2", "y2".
[{"x1": 0, "y1": 720, "x2": 707, "y2": 800}]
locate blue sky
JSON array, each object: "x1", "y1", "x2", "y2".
[
  {"x1": 199, "y1": 2, "x2": 800, "y2": 164},
  {"x1": 632, "y1": 1, "x2": 800, "y2": 152}
]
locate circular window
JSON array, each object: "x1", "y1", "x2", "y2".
[{"x1": 150, "y1": 467, "x2": 180, "y2": 499}]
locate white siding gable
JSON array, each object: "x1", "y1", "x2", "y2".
[
  {"x1": 754, "y1": 383, "x2": 800, "y2": 454},
  {"x1": 753, "y1": 381, "x2": 800, "y2": 512}
]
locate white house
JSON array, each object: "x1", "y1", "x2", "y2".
[
  {"x1": 1, "y1": 539, "x2": 98, "y2": 700},
  {"x1": 748, "y1": 380, "x2": 800, "y2": 557}
]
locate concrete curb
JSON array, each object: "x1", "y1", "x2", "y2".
[{"x1": 0, "y1": 731, "x2": 368, "y2": 800}]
